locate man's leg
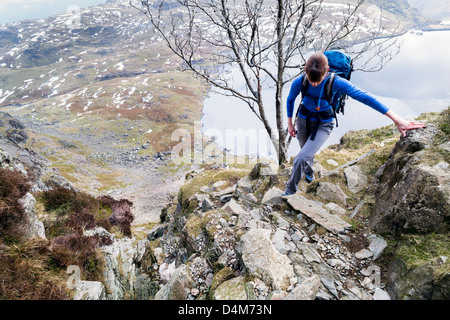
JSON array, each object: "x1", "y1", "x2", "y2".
[{"x1": 285, "y1": 121, "x2": 334, "y2": 194}]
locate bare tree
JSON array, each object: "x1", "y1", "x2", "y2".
[{"x1": 132, "y1": 0, "x2": 400, "y2": 164}]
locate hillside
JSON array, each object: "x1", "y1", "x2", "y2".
[
  {"x1": 146, "y1": 108, "x2": 448, "y2": 300},
  {"x1": 0, "y1": 0, "x2": 448, "y2": 301},
  {"x1": 407, "y1": 0, "x2": 450, "y2": 20},
  {"x1": 0, "y1": 0, "x2": 436, "y2": 235},
  {"x1": 1, "y1": 108, "x2": 448, "y2": 300},
  {"x1": 0, "y1": 1, "x2": 212, "y2": 235}
]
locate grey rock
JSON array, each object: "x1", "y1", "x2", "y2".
[
  {"x1": 337, "y1": 234, "x2": 351, "y2": 242},
  {"x1": 222, "y1": 198, "x2": 245, "y2": 215},
  {"x1": 327, "y1": 258, "x2": 346, "y2": 268},
  {"x1": 0, "y1": 149, "x2": 27, "y2": 174},
  {"x1": 320, "y1": 276, "x2": 339, "y2": 299},
  {"x1": 201, "y1": 197, "x2": 215, "y2": 212},
  {"x1": 211, "y1": 185, "x2": 236, "y2": 198},
  {"x1": 327, "y1": 159, "x2": 339, "y2": 167},
  {"x1": 271, "y1": 229, "x2": 290, "y2": 255},
  {"x1": 373, "y1": 287, "x2": 391, "y2": 300},
  {"x1": 368, "y1": 234, "x2": 387, "y2": 260},
  {"x1": 84, "y1": 227, "x2": 115, "y2": 243},
  {"x1": 355, "y1": 249, "x2": 374, "y2": 260},
  {"x1": 325, "y1": 202, "x2": 347, "y2": 216},
  {"x1": 296, "y1": 243, "x2": 323, "y2": 264},
  {"x1": 237, "y1": 175, "x2": 254, "y2": 193},
  {"x1": 267, "y1": 290, "x2": 288, "y2": 300},
  {"x1": 345, "y1": 280, "x2": 373, "y2": 300},
  {"x1": 18, "y1": 192, "x2": 46, "y2": 240},
  {"x1": 74, "y1": 281, "x2": 106, "y2": 300},
  {"x1": 220, "y1": 194, "x2": 233, "y2": 203},
  {"x1": 100, "y1": 237, "x2": 139, "y2": 300},
  {"x1": 200, "y1": 186, "x2": 212, "y2": 193},
  {"x1": 370, "y1": 125, "x2": 449, "y2": 235},
  {"x1": 286, "y1": 194, "x2": 351, "y2": 234},
  {"x1": 236, "y1": 228, "x2": 294, "y2": 290},
  {"x1": 344, "y1": 165, "x2": 368, "y2": 193},
  {"x1": 261, "y1": 187, "x2": 284, "y2": 205},
  {"x1": 284, "y1": 275, "x2": 320, "y2": 300},
  {"x1": 147, "y1": 224, "x2": 166, "y2": 241},
  {"x1": 155, "y1": 264, "x2": 195, "y2": 300},
  {"x1": 439, "y1": 141, "x2": 450, "y2": 153},
  {"x1": 242, "y1": 193, "x2": 258, "y2": 204},
  {"x1": 387, "y1": 256, "x2": 449, "y2": 300},
  {"x1": 249, "y1": 162, "x2": 277, "y2": 180},
  {"x1": 212, "y1": 180, "x2": 226, "y2": 190},
  {"x1": 316, "y1": 182, "x2": 348, "y2": 205},
  {"x1": 134, "y1": 274, "x2": 158, "y2": 300},
  {"x1": 270, "y1": 211, "x2": 290, "y2": 229}
]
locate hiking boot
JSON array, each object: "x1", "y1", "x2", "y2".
[
  {"x1": 305, "y1": 173, "x2": 314, "y2": 183},
  {"x1": 283, "y1": 190, "x2": 295, "y2": 196}
]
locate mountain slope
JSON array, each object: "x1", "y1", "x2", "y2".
[
  {"x1": 0, "y1": 1, "x2": 210, "y2": 234},
  {"x1": 0, "y1": 0, "x2": 438, "y2": 236}
]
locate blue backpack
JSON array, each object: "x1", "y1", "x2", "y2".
[{"x1": 300, "y1": 50, "x2": 353, "y2": 127}]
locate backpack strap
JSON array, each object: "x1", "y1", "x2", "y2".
[
  {"x1": 301, "y1": 74, "x2": 309, "y2": 99},
  {"x1": 325, "y1": 72, "x2": 340, "y2": 127},
  {"x1": 324, "y1": 72, "x2": 336, "y2": 104},
  {"x1": 294, "y1": 72, "x2": 337, "y2": 120}
]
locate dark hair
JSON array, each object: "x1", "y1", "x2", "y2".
[{"x1": 305, "y1": 52, "x2": 329, "y2": 82}]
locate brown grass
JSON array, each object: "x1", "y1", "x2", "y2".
[
  {"x1": 0, "y1": 168, "x2": 31, "y2": 244},
  {"x1": 0, "y1": 174, "x2": 134, "y2": 299},
  {"x1": 0, "y1": 239, "x2": 69, "y2": 300}
]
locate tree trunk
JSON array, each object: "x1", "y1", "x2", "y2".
[{"x1": 275, "y1": 0, "x2": 287, "y2": 165}]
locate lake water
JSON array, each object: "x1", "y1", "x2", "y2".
[{"x1": 201, "y1": 30, "x2": 450, "y2": 161}]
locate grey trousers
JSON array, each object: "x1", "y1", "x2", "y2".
[{"x1": 285, "y1": 116, "x2": 334, "y2": 193}]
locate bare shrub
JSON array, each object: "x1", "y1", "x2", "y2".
[
  {"x1": 50, "y1": 233, "x2": 105, "y2": 280},
  {"x1": 40, "y1": 187, "x2": 96, "y2": 215},
  {"x1": 65, "y1": 208, "x2": 97, "y2": 233},
  {"x1": 99, "y1": 196, "x2": 134, "y2": 237}
]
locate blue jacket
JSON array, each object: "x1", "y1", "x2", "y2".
[{"x1": 286, "y1": 74, "x2": 390, "y2": 121}]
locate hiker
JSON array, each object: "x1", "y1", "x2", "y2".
[{"x1": 284, "y1": 51, "x2": 425, "y2": 196}]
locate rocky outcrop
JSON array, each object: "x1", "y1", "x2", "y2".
[
  {"x1": 1, "y1": 118, "x2": 160, "y2": 301},
  {"x1": 3, "y1": 108, "x2": 448, "y2": 300},
  {"x1": 146, "y1": 161, "x2": 392, "y2": 301},
  {"x1": 18, "y1": 192, "x2": 46, "y2": 240},
  {"x1": 154, "y1": 264, "x2": 195, "y2": 300},
  {"x1": 74, "y1": 226, "x2": 160, "y2": 300},
  {"x1": 368, "y1": 110, "x2": 449, "y2": 300},
  {"x1": 1, "y1": 145, "x2": 47, "y2": 240},
  {"x1": 387, "y1": 256, "x2": 449, "y2": 300},
  {"x1": 145, "y1": 110, "x2": 449, "y2": 301},
  {"x1": 1, "y1": 112, "x2": 73, "y2": 193},
  {"x1": 369, "y1": 124, "x2": 449, "y2": 235}
]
